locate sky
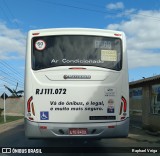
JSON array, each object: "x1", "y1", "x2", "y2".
[{"x1": 0, "y1": 0, "x2": 160, "y2": 95}]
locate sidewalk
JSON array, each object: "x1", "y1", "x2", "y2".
[
  {"x1": 0, "y1": 118, "x2": 24, "y2": 134},
  {"x1": 129, "y1": 115, "x2": 160, "y2": 143},
  {"x1": 129, "y1": 124, "x2": 160, "y2": 144}
]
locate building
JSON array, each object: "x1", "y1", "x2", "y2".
[{"x1": 129, "y1": 75, "x2": 160, "y2": 131}]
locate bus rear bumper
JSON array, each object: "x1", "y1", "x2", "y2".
[{"x1": 25, "y1": 118, "x2": 129, "y2": 139}]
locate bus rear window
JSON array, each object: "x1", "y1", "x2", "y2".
[{"x1": 32, "y1": 35, "x2": 122, "y2": 70}]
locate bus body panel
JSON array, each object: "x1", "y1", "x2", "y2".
[
  {"x1": 26, "y1": 68, "x2": 126, "y2": 123},
  {"x1": 25, "y1": 28, "x2": 129, "y2": 138}
]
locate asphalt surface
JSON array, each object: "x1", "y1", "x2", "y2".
[
  {"x1": 0, "y1": 119, "x2": 160, "y2": 156},
  {"x1": 0, "y1": 119, "x2": 160, "y2": 143},
  {"x1": 0, "y1": 119, "x2": 23, "y2": 134}
]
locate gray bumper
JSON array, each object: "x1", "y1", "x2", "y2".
[{"x1": 25, "y1": 118, "x2": 129, "y2": 139}]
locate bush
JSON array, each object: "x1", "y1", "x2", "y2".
[{"x1": 0, "y1": 108, "x2": 4, "y2": 117}]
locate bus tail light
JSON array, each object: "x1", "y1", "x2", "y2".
[
  {"x1": 121, "y1": 96, "x2": 127, "y2": 112},
  {"x1": 27, "y1": 96, "x2": 33, "y2": 112}
]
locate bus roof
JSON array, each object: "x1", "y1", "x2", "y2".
[{"x1": 29, "y1": 28, "x2": 124, "y2": 37}]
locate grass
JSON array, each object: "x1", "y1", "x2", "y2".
[{"x1": 0, "y1": 116, "x2": 23, "y2": 124}]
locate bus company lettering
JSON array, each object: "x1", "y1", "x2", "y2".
[
  {"x1": 63, "y1": 75, "x2": 91, "y2": 79},
  {"x1": 35, "y1": 88, "x2": 66, "y2": 95}
]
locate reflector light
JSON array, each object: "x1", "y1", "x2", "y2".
[
  {"x1": 29, "y1": 117, "x2": 34, "y2": 120},
  {"x1": 40, "y1": 126, "x2": 47, "y2": 129},
  {"x1": 121, "y1": 96, "x2": 127, "y2": 112},
  {"x1": 27, "y1": 96, "x2": 33, "y2": 112},
  {"x1": 108, "y1": 125, "x2": 115, "y2": 128},
  {"x1": 114, "y1": 33, "x2": 121, "y2": 36},
  {"x1": 69, "y1": 67, "x2": 86, "y2": 70},
  {"x1": 32, "y1": 33, "x2": 40, "y2": 36},
  {"x1": 121, "y1": 117, "x2": 125, "y2": 120}
]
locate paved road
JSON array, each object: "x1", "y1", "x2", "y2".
[{"x1": 0, "y1": 122, "x2": 160, "y2": 156}]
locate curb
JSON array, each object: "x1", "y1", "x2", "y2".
[
  {"x1": 0, "y1": 118, "x2": 24, "y2": 133},
  {"x1": 145, "y1": 130, "x2": 160, "y2": 136},
  {"x1": 130, "y1": 124, "x2": 160, "y2": 137},
  {"x1": 129, "y1": 125, "x2": 160, "y2": 143},
  {"x1": 130, "y1": 124, "x2": 142, "y2": 130}
]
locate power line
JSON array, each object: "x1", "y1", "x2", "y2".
[
  {"x1": 37, "y1": 0, "x2": 116, "y2": 15},
  {"x1": 74, "y1": 0, "x2": 160, "y2": 21},
  {"x1": 2, "y1": 0, "x2": 20, "y2": 29},
  {"x1": 0, "y1": 75, "x2": 24, "y2": 87},
  {"x1": 37, "y1": 0, "x2": 160, "y2": 22},
  {"x1": 0, "y1": 70, "x2": 24, "y2": 85},
  {"x1": 0, "y1": 66, "x2": 24, "y2": 82},
  {"x1": 69, "y1": 0, "x2": 105, "y2": 9},
  {"x1": 0, "y1": 61, "x2": 24, "y2": 91},
  {"x1": 0, "y1": 64, "x2": 24, "y2": 81},
  {"x1": 0, "y1": 60, "x2": 24, "y2": 79},
  {"x1": 0, "y1": 77, "x2": 23, "y2": 88},
  {"x1": 0, "y1": 1, "x2": 11, "y2": 24}
]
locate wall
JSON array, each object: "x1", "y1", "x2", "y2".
[
  {"x1": 129, "y1": 87, "x2": 143, "y2": 114},
  {"x1": 141, "y1": 86, "x2": 150, "y2": 128},
  {"x1": 130, "y1": 81, "x2": 160, "y2": 131},
  {"x1": 0, "y1": 97, "x2": 24, "y2": 116}
]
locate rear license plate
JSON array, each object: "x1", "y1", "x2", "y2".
[{"x1": 69, "y1": 128, "x2": 87, "y2": 135}]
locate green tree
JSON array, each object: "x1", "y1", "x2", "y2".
[{"x1": 4, "y1": 83, "x2": 24, "y2": 98}]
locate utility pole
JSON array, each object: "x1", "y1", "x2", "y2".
[{"x1": 4, "y1": 86, "x2": 6, "y2": 123}]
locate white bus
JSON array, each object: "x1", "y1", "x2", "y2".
[{"x1": 25, "y1": 28, "x2": 129, "y2": 139}]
